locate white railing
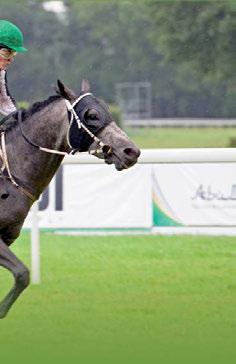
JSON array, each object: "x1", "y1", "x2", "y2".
[
  {"x1": 64, "y1": 148, "x2": 236, "y2": 164},
  {"x1": 31, "y1": 148, "x2": 236, "y2": 283}
]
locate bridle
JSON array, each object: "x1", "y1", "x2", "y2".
[
  {"x1": 0, "y1": 93, "x2": 113, "y2": 201},
  {"x1": 18, "y1": 93, "x2": 112, "y2": 156},
  {"x1": 65, "y1": 93, "x2": 111, "y2": 155}
]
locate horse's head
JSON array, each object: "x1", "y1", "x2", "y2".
[{"x1": 56, "y1": 80, "x2": 140, "y2": 170}]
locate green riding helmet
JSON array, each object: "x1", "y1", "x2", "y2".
[{"x1": 0, "y1": 20, "x2": 27, "y2": 52}]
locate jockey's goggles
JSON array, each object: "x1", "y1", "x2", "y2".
[{"x1": 0, "y1": 47, "x2": 17, "y2": 60}]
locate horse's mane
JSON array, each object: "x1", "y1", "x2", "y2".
[
  {"x1": 22, "y1": 95, "x2": 62, "y2": 120},
  {"x1": 0, "y1": 94, "x2": 62, "y2": 133}
]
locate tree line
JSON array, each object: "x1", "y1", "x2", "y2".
[{"x1": 1, "y1": 0, "x2": 235, "y2": 118}]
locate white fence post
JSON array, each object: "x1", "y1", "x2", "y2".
[{"x1": 31, "y1": 201, "x2": 40, "y2": 284}]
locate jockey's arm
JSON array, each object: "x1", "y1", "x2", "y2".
[{"x1": 0, "y1": 70, "x2": 17, "y2": 116}]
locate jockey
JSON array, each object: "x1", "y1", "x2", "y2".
[{"x1": 0, "y1": 20, "x2": 27, "y2": 116}]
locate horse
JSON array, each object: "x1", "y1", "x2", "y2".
[{"x1": 0, "y1": 79, "x2": 140, "y2": 318}]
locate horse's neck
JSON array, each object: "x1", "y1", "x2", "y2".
[
  {"x1": 7, "y1": 99, "x2": 70, "y2": 197},
  {"x1": 25, "y1": 98, "x2": 68, "y2": 149}
]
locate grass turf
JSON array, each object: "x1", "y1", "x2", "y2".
[
  {"x1": 125, "y1": 127, "x2": 236, "y2": 148},
  {"x1": 0, "y1": 232, "x2": 236, "y2": 364}
]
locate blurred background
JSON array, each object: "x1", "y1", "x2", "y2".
[
  {"x1": 1, "y1": 0, "x2": 235, "y2": 148},
  {"x1": 0, "y1": 2, "x2": 236, "y2": 364}
]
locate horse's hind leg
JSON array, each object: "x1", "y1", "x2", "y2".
[{"x1": 0, "y1": 238, "x2": 30, "y2": 318}]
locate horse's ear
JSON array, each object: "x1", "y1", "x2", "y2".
[
  {"x1": 56, "y1": 80, "x2": 76, "y2": 101},
  {"x1": 81, "y1": 79, "x2": 90, "y2": 93}
]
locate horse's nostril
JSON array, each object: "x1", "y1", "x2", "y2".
[
  {"x1": 1, "y1": 193, "x2": 9, "y2": 200},
  {"x1": 123, "y1": 147, "x2": 140, "y2": 159}
]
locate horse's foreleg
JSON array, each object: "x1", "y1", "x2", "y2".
[{"x1": 0, "y1": 238, "x2": 30, "y2": 318}]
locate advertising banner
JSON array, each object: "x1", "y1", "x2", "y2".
[
  {"x1": 24, "y1": 163, "x2": 236, "y2": 229},
  {"x1": 24, "y1": 164, "x2": 152, "y2": 229},
  {"x1": 152, "y1": 163, "x2": 236, "y2": 226}
]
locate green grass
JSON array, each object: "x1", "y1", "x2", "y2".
[
  {"x1": 125, "y1": 127, "x2": 236, "y2": 148},
  {"x1": 0, "y1": 232, "x2": 236, "y2": 364}
]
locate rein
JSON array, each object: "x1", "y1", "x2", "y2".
[
  {"x1": 0, "y1": 132, "x2": 36, "y2": 201},
  {"x1": 0, "y1": 93, "x2": 112, "y2": 201}
]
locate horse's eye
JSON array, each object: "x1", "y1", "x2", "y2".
[
  {"x1": 85, "y1": 109, "x2": 99, "y2": 122},
  {"x1": 89, "y1": 113, "x2": 99, "y2": 121}
]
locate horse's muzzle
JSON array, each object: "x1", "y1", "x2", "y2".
[{"x1": 110, "y1": 146, "x2": 140, "y2": 170}]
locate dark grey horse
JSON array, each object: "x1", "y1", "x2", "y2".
[{"x1": 0, "y1": 80, "x2": 140, "y2": 318}]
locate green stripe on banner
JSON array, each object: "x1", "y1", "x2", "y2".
[{"x1": 153, "y1": 202, "x2": 182, "y2": 227}]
